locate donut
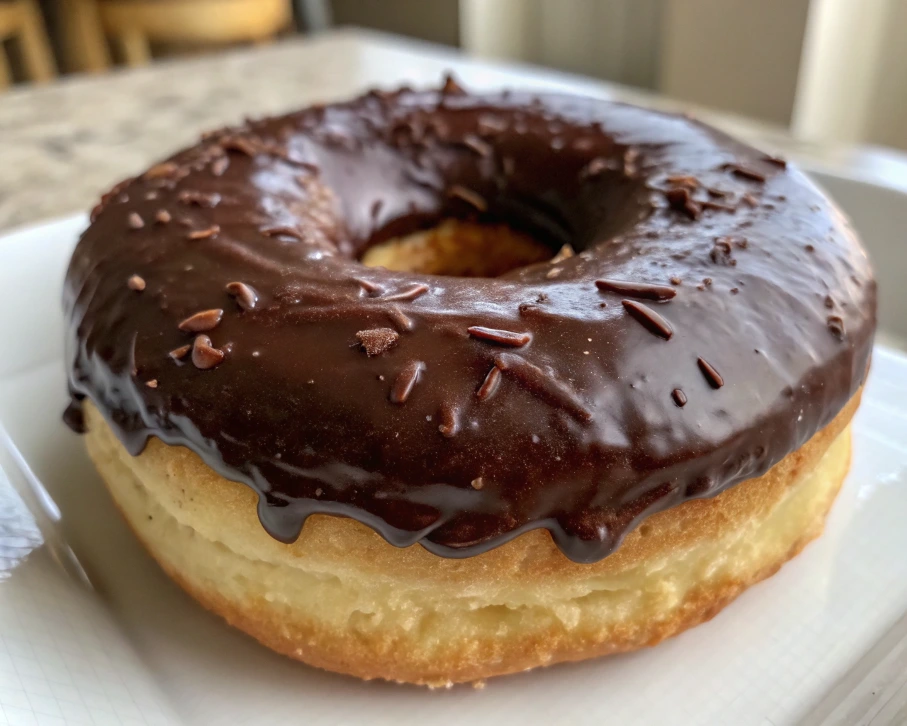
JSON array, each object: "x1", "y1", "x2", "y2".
[{"x1": 64, "y1": 81, "x2": 876, "y2": 686}]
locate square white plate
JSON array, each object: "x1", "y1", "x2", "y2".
[{"x1": 1, "y1": 167, "x2": 907, "y2": 726}]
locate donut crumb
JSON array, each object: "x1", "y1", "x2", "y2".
[{"x1": 356, "y1": 328, "x2": 399, "y2": 356}]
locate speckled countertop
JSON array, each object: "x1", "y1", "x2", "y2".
[
  {"x1": 0, "y1": 30, "x2": 378, "y2": 230},
  {"x1": 3, "y1": 28, "x2": 907, "y2": 233}
]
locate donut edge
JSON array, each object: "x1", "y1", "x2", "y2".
[{"x1": 81, "y1": 395, "x2": 857, "y2": 687}]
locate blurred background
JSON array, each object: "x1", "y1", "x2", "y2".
[{"x1": 1, "y1": 0, "x2": 905, "y2": 152}]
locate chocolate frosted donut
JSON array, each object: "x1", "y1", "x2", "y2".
[{"x1": 64, "y1": 82, "x2": 876, "y2": 684}]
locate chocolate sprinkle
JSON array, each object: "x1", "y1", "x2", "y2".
[
  {"x1": 710, "y1": 238, "x2": 735, "y2": 265},
  {"x1": 127, "y1": 275, "x2": 146, "y2": 291},
  {"x1": 187, "y1": 225, "x2": 220, "y2": 240},
  {"x1": 665, "y1": 187, "x2": 701, "y2": 219},
  {"x1": 701, "y1": 200, "x2": 736, "y2": 213},
  {"x1": 356, "y1": 278, "x2": 384, "y2": 296},
  {"x1": 827, "y1": 315, "x2": 845, "y2": 340},
  {"x1": 672, "y1": 388, "x2": 687, "y2": 407},
  {"x1": 178, "y1": 308, "x2": 224, "y2": 333},
  {"x1": 441, "y1": 74, "x2": 465, "y2": 95},
  {"x1": 386, "y1": 305, "x2": 414, "y2": 332},
  {"x1": 383, "y1": 284, "x2": 429, "y2": 302},
  {"x1": 220, "y1": 136, "x2": 259, "y2": 156},
  {"x1": 168, "y1": 344, "x2": 191, "y2": 361},
  {"x1": 144, "y1": 161, "x2": 179, "y2": 179},
  {"x1": 225, "y1": 281, "x2": 258, "y2": 311},
  {"x1": 390, "y1": 360, "x2": 425, "y2": 403},
  {"x1": 356, "y1": 328, "x2": 399, "y2": 356},
  {"x1": 460, "y1": 135, "x2": 492, "y2": 157},
  {"x1": 725, "y1": 163, "x2": 766, "y2": 183},
  {"x1": 192, "y1": 335, "x2": 226, "y2": 371},
  {"x1": 697, "y1": 357, "x2": 724, "y2": 388},
  {"x1": 517, "y1": 303, "x2": 554, "y2": 320},
  {"x1": 477, "y1": 115, "x2": 508, "y2": 136},
  {"x1": 191, "y1": 335, "x2": 225, "y2": 370},
  {"x1": 467, "y1": 326, "x2": 531, "y2": 347},
  {"x1": 476, "y1": 365, "x2": 502, "y2": 401},
  {"x1": 495, "y1": 353, "x2": 592, "y2": 422},
  {"x1": 448, "y1": 185, "x2": 488, "y2": 212},
  {"x1": 550, "y1": 244, "x2": 575, "y2": 263},
  {"x1": 178, "y1": 190, "x2": 220, "y2": 208},
  {"x1": 438, "y1": 403, "x2": 460, "y2": 437},
  {"x1": 666, "y1": 174, "x2": 699, "y2": 189},
  {"x1": 622, "y1": 300, "x2": 674, "y2": 339},
  {"x1": 261, "y1": 225, "x2": 306, "y2": 241},
  {"x1": 580, "y1": 157, "x2": 610, "y2": 179},
  {"x1": 211, "y1": 156, "x2": 230, "y2": 177},
  {"x1": 595, "y1": 278, "x2": 676, "y2": 301}
]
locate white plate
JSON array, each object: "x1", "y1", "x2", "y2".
[{"x1": 1, "y1": 166, "x2": 907, "y2": 726}]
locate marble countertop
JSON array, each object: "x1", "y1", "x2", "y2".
[{"x1": 3, "y1": 28, "x2": 907, "y2": 232}]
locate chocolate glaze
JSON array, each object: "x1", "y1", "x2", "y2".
[{"x1": 63, "y1": 86, "x2": 876, "y2": 563}]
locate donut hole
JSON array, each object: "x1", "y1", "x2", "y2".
[{"x1": 359, "y1": 218, "x2": 554, "y2": 278}]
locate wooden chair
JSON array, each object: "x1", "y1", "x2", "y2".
[
  {"x1": 66, "y1": 0, "x2": 292, "y2": 70},
  {"x1": 0, "y1": 0, "x2": 56, "y2": 89}
]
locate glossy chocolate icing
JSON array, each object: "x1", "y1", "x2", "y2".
[{"x1": 63, "y1": 85, "x2": 876, "y2": 563}]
